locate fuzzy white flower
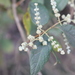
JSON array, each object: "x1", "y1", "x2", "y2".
[
  {"x1": 37, "y1": 25, "x2": 42, "y2": 29},
  {"x1": 61, "y1": 15, "x2": 65, "y2": 19},
  {"x1": 58, "y1": 48, "x2": 62, "y2": 52},
  {"x1": 54, "y1": 44, "x2": 59, "y2": 48},
  {"x1": 35, "y1": 12, "x2": 40, "y2": 16},
  {"x1": 48, "y1": 36, "x2": 54, "y2": 41},
  {"x1": 33, "y1": 45, "x2": 37, "y2": 49},
  {"x1": 72, "y1": 20, "x2": 75, "y2": 23},
  {"x1": 36, "y1": 29, "x2": 41, "y2": 34},
  {"x1": 34, "y1": 3, "x2": 38, "y2": 6},
  {"x1": 36, "y1": 21, "x2": 40, "y2": 24},
  {"x1": 27, "y1": 35, "x2": 35, "y2": 41},
  {"x1": 67, "y1": 49, "x2": 71, "y2": 54},
  {"x1": 60, "y1": 50, "x2": 65, "y2": 55},
  {"x1": 28, "y1": 42, "x2": 33, "y2": 47},
  {"x1": 27, "y1": 35, "x2": 32, "y2": 39},
  {"x1": 65, "y1": 42, "x2": 69, "y2": 45},
  {"x1": 70, "y1": 4, "x2": 74, "y2": 7},
  {"x1": 54, "y1": 8, "x2": 59, "y2": 13},
  {"x1": 66, "y1": 46, "x2": 70, "y2": 49},
  {"x1": 34, "y1": 8, "x2": 39, "y2": 11},
  {"x1": 51, "y1": 41, "x2": 56, "y2": 45},
  {"x1": 38, "y1": 36, "x2": 44, "y2": 42},
  {"x1": 55, "y1": 13, "x2": 60, "y2": 17},
  {"x1": 34, "y1": 16, "x2": 41, "y2": 20},
  {"x1": 43, "y1": 41, "x2": 47, "y2": 45},
  {"x1": 21, "y1": 42, "x2": 27, "y2": 46},
  {"x1": 19, "y1": 46, "x2": 23, "y2": 51},
  {"x1": 24, "y1": 48, "x2": 29, "y2": 52},
  {"x1": 21, "y1": 45, "x2": 25, "y2": 50}
]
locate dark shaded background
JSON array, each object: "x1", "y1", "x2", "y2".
[{"x1": 0, "y1": 0, "x2": 75, "y2": 75}]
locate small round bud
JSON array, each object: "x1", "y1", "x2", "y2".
[
  {"x1": 48, "y1": 36, "x2": 54, "y2": 41},
  {"x1": 43, "y1": 41, "x2": 47, "y2": 45},
  {"x1": 21, "y1": 42, "x2": 27, "y2": 46},
  {"x1": 34, "y1": 3, "x2": 38, "y2": 6},
  {"x1": 61, "y1": 15, "x2": 65, "y2": 19},
  {"x1": 33, "y1": 45, "x2": 37, "y2": 49},
  {"x1": 58, "y1": 48, "x2": 62, "y2": 52},
  {"x1": 38, "y1": 36, "x2": 44, "y2": 42},
  {"x1": 67, "y1": 49, "x2": 71, "y2": 54},
  {"x1": 66, "y1": 46, "x2": 70, "y2": 49},
  {"x1": 36, "y1": 29, "x2": 41, "y2": 34},
  {"x1": 29, "y1": 42, "x2": 33, "y2": 47},
  {"x1": 36, "y1": 21, "x2": 40, "y2": 24},
  {"x1": 35, "y1": 12, "x2": 40, "y2": 16},
  {"x1": 19, "y1": 46, "x2": 23, "y2": 51},
  {"x1": 24, "y1": 48, "x2": 29, "y2": 52},
  {"x1": 37, "y1": 25, "x2": 42, "y2": 29},
  {"x1": 51, "y1": 41, "x2": 56, "y2": 46},
  {"x1": 60, "y1": 50, "x2": 65, "y2": 55}
]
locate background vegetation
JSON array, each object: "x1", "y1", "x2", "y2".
[{"x1": 0, "y1": 0, "x2": 75, "y2": 75}]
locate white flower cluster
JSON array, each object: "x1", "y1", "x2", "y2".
[
  {"x1": 68, "y1": 0, "x2": 75, "y2": 8},
  {"x1": 50, "y1": 0, "x2": 60, "y2": 17},
  {"x1": 68, "y1": 0, "x2": 75, "y2": 24},
  {"x1": 62, "y1": 33, "x2": 71, "y2": 54},
  {"x1": 50, "y1": 0, "x2": 75, "y2": 24},
  {"x1": 19, "y1": 42, "x2": 28, "y2": 51},
  {"x1": 27, "y1": 35, "x2": 37, "y2": 49},
  {"x1": 34, "y1": 3, "x2": 41, "y2": 25},
  {"x1": 48, "y1": 36, "x2": 65, "y2": 55},
  {"x1": 34, "y1": 3, "x2": 43, "y2": 35},
  {"x1": 19, "y1": 2, "x2": 72, "y2": 56},
  {"x1": 61, "y1": 14, "x2": 71, "y2": 24},
  {"x1": 38, "y1": 36, "x2": 48, "y2": 45},
  {"x1": 19, "y1": 35, "x2": 37, "y2": 52}
]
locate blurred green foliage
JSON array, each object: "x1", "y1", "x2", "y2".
[{"x1": 0, "y1": 0, "x2": 14, "y2": 54}]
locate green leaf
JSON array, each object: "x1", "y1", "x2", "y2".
[
  {"x1": 30, "y1": 36, "x2": 52, "y2": 75},
  {"x1": 56, "y1": 0, "x2": 68, "y2": 11},
  {"x1": 60, "y1": 24, "x2": 75, "y2": 47},
  {"x1": 44, "y1": 0, "x2": 54, "y2": 17},
  {"x1": 44, "y1": 0, "x2": 68, "y2": 16},
  {"x1": 23, "y1": 11, "x2": 37, "y2": 35},
  {"x1": 23, "y1": 12, "x2": 31, "y2": 35},
  {"x1": 48, "y1": 27, "x2": 62, "y2": 37},
  {"x1": 31, "y1": 0, "x2": 44, "y2": 4},
  {"x1": 29, "y1": 2, "x2": 49, "y2": 25}
]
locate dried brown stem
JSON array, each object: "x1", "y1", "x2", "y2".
[
  {"x1": 16, "y1": 0, "x2": 25, "y2": 7},
  {"x1": 12, "y1": 0, "x2": 26, "y2": 42}
]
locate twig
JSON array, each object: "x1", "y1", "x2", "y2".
[
  {"x1": 12, "y1": 0, "x2": 26, "y2": 42},
  {"x1": 16, "y1": 0, "x2": 25, "y2": 7},
  {"x1": 35, "y1": 19, "x2": 65, "y2": 38},
  {"x1": 38, "y1": 72, "x2": 42, "y2": 75}
]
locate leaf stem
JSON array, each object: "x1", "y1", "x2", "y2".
[{"x1": 42, "y1": 19, "x2": 65, "y2": 36}]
